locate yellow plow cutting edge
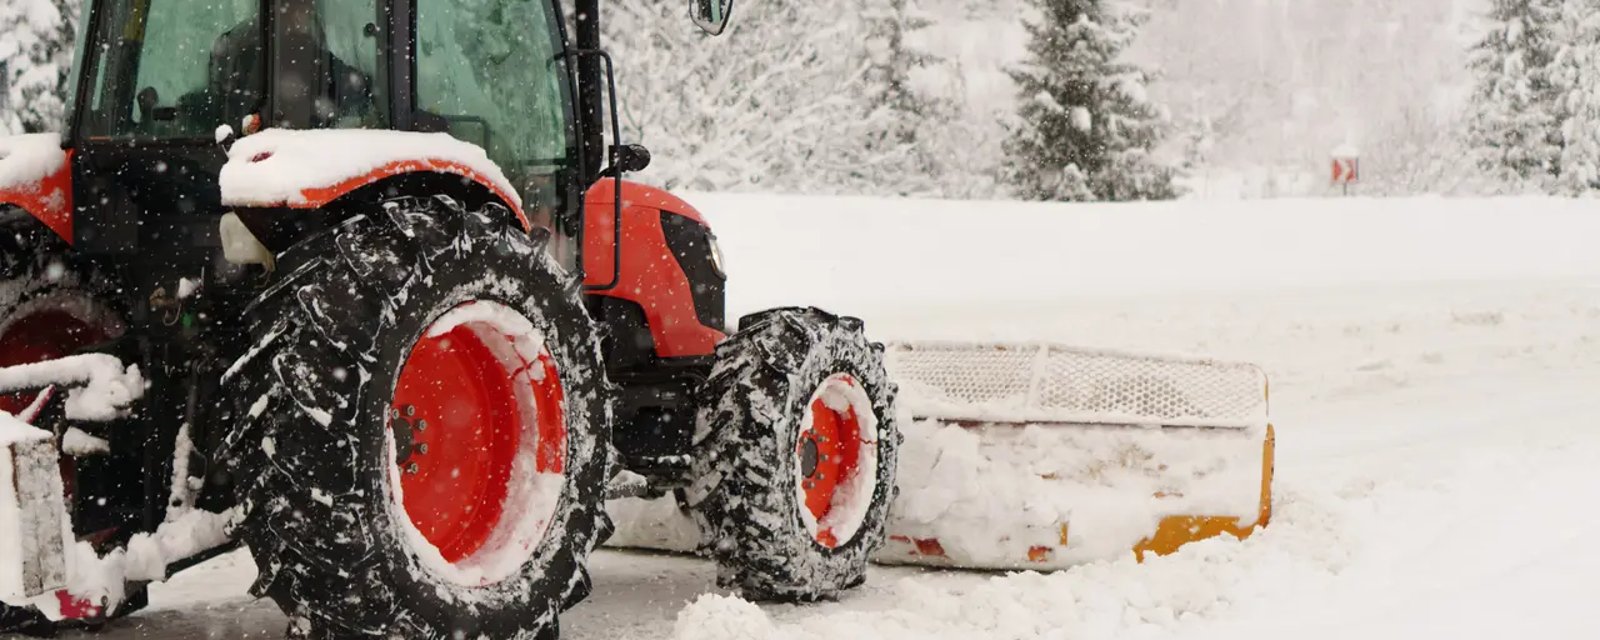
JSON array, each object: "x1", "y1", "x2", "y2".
[{"x1": 877, "y1": 341, "x2": 1274, "y2": 570}]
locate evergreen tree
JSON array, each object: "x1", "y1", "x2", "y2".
[
  {"x1": 861, "y1": 0, "x2": 937, "y2": 147},
  {"x1": 1552, "y1": 0, "x2": 1600, "y2": 195},
  {"x1": 1003, "y1": 0, "x2": 1178, "y2": 202},
  {"x1": 859, "y1": 0, "x2": 943, "y2": 195},
  {"x1": 0, "y1": 0, "x2": 81, "y2": 134},
  {"x1": 1467, "y1": 0, "x2": 1563, "y2": 192}
]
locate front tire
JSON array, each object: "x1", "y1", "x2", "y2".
[
  {"x1": 223, "y1": 197, "x2": 611, "y2": 639},
  {"x1": 690, "y1": 307, "x2": 900, "y2": 601}
]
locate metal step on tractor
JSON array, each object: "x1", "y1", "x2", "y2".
[{"x1": 0, "y1": 0, "x2": 905, "y2": 637}]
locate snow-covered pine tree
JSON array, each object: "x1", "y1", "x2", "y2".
[
  {"x1": 860, "y1": 0, "x2": 945, "y2": 194},
  {"x1": 0, "y1": 0, "x2": 80, "y2": 134},
  {"x1": 1551, "y1": 0, "x2": 1600, "y2": 195},
  {"x1": 1003, "y1": 0, "x2": 1177, "y2": 202},
  {"x1": 1467, "y1": 0, "x2": 1563, "y2": 193}
]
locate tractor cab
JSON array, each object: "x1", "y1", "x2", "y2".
[{"x1": 66, "y1": 0, "x2": 586, "y2": 257}]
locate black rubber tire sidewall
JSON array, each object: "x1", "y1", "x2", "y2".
[
  {"x1": 691, "y1": 308, "x2": 900, "y2": 601},
  {"x1": 0, "y1": 220, "x2": 127, "y2": 358}
]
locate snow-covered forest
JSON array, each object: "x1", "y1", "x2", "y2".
[
  {"x1": 602, "y1": 0, "x2": 1511, "y2": 199},
  {"x1": 7, "y1": 0, "x2": 1599, "y2": 200}
]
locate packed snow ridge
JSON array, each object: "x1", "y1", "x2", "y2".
[{"x1": 0, "y1": 354, "x2": 145, "y2": 423}]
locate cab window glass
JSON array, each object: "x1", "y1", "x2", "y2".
[
  {"x1": 306, "y1": 0, "x2": 387, "y2": 128},
  {"x1": 83, "y1": 0, "x2": 262, "y2": 138},
  {"x1": 416, "y1": 0, "x2": 577, "y2": 224}
]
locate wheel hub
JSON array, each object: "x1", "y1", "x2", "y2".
[
  {"x1": 795, "y1": 373, "x2": 878, "y2": 549},
  {"x1": 799, "y1": 437, "x2": 820, "y2": 479},
  {"x1": 388, "y1": 302, "x2": 568, "y2": 571}
]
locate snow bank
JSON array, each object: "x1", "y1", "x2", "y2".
[
  {"x1": 670, "y1": 487, "x2": 1347, "y2": 640},
  {"x1": 689, "y1": 193, "x2": 1600, "y2": 319},
  {"x1": 672, "y1": 594, "x2": 774, "y2": 640}
]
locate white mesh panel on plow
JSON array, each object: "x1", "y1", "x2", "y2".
[{"x1": 885, "y1": 342, "x2": 1268, "y2": 429}]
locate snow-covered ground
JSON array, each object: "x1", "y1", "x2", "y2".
[{"x1": 65, "y1": 194, "x2": 1600, "y2": 639}]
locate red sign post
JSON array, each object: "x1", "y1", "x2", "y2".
[{"x1": 1331, "y1": 146, "x2": 1359, "y2": 195}]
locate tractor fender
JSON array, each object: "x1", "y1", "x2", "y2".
[
  {"x1": 219, "y1": 129, "x2": 528, "y2": 230},
  {"x1": 0, "y1": 134, "x2": 73, "y2": 243}
]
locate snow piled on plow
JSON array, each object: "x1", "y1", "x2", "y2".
[{"x1": 884, "y1": 418, "x2": 1266, "y2": 568}]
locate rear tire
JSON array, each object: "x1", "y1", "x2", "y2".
[
  {"x1": 222, "y1": 197, "x2": 611, "y2": 639},
  {"x1": 0, "y1": 218, "x2": 127, "y2": 413},
  {"x1": 689, "y1": 307, "x2": 900, "y2": 601}
]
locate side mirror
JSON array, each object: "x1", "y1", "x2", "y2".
[
  {"x1": 614, "y1": 144, "x2": 652, "y2": 174},
  {"x1": 690, "y1": 0, "x2": 734, "y2": 35},
  {"x1": 599, "y1": 144, "x2": 652, "y2": 178}
]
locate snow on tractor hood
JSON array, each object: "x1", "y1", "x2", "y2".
[{"x1": 219, "y1": 129, "x2": 523, "y2": 214}]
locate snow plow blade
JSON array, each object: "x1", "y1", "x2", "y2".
[{"x1": 877, "y1": 341, "x2": 1274, "y2": 570}]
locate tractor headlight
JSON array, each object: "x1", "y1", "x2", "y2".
[{"x1": 708, "y1": 233, "x2": 726, "y2": 279}]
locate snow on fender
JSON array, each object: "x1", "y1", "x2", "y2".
[
  {"x1": 218, "y1": 128, "x2": 526, "y2": 226},
  {"x1": 0, "y1": 133, "x2": 73, "y2": 241}
]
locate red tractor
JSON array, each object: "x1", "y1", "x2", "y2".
[{"x1": 0, "y1": 0, "x2": 899, "y2": 637}]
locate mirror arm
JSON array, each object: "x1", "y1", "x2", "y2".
[{"x1": 567, "y1": 48, "x2": 625, "y2": 293}]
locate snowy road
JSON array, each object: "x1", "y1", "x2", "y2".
[{"x1": 63, "y1": 274, "x2": 1600, "y2": 640}]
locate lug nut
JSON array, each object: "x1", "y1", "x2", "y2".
[
  {"x1": 416, "y1": 419, "x2": 427, "y2": 432},
  {"x1": 404, "y1": 405, "x2": 416, "y2": 417},
  {"x1": 416, "y1": 443, "x2": 429, "y2": 455},
  {"x1": 406, "y1": 462, "x2": 420, "y2": 475}
]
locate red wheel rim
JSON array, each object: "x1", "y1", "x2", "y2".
[
  {"x1": 0, "y1": 306, "x2": 113, "y2": 415},
  {"x1": 390, "y1": 302, "x2": 567, "y2": 568},
  {"x1": 797, "y1": 374, "x2": 875, "y2": 549}
]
